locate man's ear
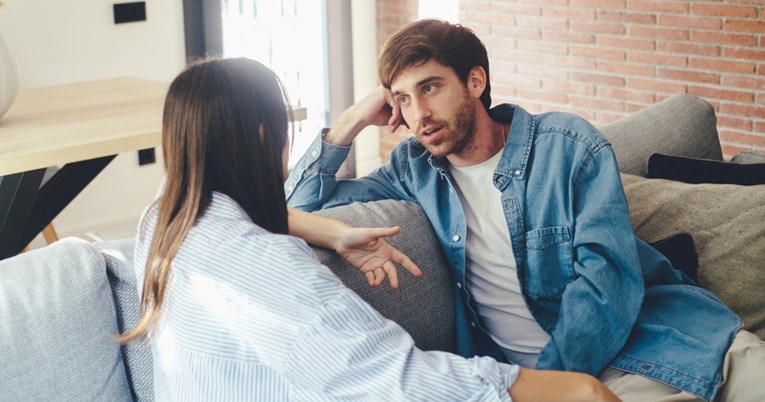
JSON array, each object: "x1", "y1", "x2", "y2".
[{"x1": 467, "y1": 66, "x2": 487, "y2": 99}]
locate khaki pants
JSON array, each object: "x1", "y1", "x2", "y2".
[{"x1": 598, "y1": 330, "x2": 765, "y2": 402}]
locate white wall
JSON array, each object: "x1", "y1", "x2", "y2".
[{"x1": 0, "y1": 0, "x2": 185, "y2": 242}]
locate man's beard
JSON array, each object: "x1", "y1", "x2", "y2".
[{"x1": 417, "y1": 88, "x2": 476, "y2": 158}]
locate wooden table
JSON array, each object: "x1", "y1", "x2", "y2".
[{"x1": 0, "y1": 77, "x2": 167, "y2": 259}]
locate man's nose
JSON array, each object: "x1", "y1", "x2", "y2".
[{"x1": 410, "y1": 96, "x2": 432, "y2": 124}]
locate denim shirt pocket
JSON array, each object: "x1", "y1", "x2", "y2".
[{"x1": 523, "y1": 226, "x2": 574, "y2": 299}]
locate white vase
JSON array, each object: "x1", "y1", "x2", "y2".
[{"x1": 0, "y1": 33, "x2": 19, "y2": 120}]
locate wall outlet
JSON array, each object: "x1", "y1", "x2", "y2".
[
  {"x1": 113, "y1": 2, "x2": 146, "y2": 24},
  {"x1": 138, "y1": 148, "x2": 155, "y2": 166}
]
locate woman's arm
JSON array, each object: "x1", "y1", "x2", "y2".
[
  {"x1": 509, "y1": 368, "x2": 621, "y2": 402},
  {"x1": 288, "y1": 207, "x2": 422, "y2": 289}
]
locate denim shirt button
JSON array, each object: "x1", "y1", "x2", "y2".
[
  {"x1": 452, "y1": 234, "x2": 461, "y2": 242},
  {"x1": 470, "y1": 322, "x2": 476, "y2": 328},
  {"x1": 287, "y1": 185, "x2": 294, "y2": 191},
  {"x1": 514, "y1": 169, "x2": 521, "y2": 178},
  {"x1": 506, "y1": 199, "x2": 513, "y2": 209},
  {"x1": 456, "y1": 282, "x2": 462, "y2": 289}
]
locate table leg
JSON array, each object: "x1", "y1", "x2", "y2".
[
  {"x1": 0, "y1": 169, "x2": 46, "y2": 259},
  {"x1": 0, "y1": 155, "x2": 116, "y2": 260}
]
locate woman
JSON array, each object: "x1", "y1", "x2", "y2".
[{"x1": 121, "y1": 57, "x2": 620, "y2": 402}]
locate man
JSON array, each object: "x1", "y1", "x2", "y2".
[{"x1": 286, "y1": 19, "x2": 764, "y2": 401}]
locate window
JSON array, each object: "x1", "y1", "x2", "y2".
[{"x1": 220, "y1": 0, "x2": 328, "y2": 167}]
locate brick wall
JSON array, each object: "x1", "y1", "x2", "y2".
[
  {"x1": 376, "y1": 0, "x2": 765, "y2": 161},
  {"x1": 377, "y1": 0, "x2": 420, "y2": 158}
]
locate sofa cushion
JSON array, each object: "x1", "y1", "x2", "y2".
[
  {"x1": 647, "y1": 153, "x2": 765, "y2": 185},
  {"x1": 313, "y1": 200, "x2": 456, "y2": 353},
  {"x1": 601, "y1": 93, "x2": 722, "y2": 177},
  {"x1": 622, "y1": 174, "x2": 765, "y2": 339},
  {"x1": 97, "y1": 239, "x2": 154, "y2": 402},
  {"x1": 0, "y1": 237, "x2": 132, "y2": 401}
]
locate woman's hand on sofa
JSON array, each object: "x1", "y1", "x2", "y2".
[
  {"x1": 287, "y1": 207, "x2": 422, "y2": 289},
  {"x1": 335, "y1": 225, "x2": 422, "y2": 289}
]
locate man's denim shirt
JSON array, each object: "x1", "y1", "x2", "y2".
[{"x1": 285, "y1": 103, "x2": 742, "y2": 401}]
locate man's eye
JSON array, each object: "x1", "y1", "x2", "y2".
[
  {"x1": 397, "y1": 96, "x2": 409, "y2": 105},
  {"x1": 423, "y1": 85, "x2": 435, "y2": 94}
]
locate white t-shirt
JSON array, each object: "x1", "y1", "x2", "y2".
[{"x1": 449, "y1": 150, "x2": 550, "y2": 367}]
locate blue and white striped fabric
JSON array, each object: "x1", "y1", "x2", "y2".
[{"x1": 134, "y1": 192, "x2": 519, "y2": 401}]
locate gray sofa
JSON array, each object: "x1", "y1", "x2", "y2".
[{"x1": 1, "y1": 94, "x2": 763, "y2": 401}]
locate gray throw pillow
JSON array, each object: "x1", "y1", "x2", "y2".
[
  {"x1": 312, "y1": 200, "x2": 456, "y2": 353},
  {"x1": 622, "y1": 174, "x2": 765, "y2": 339},
  {"x1": 0, "y1": 238, "x2": 132, "y2": 401}
]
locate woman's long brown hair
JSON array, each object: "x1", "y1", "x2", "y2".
[{"x1": 118, "y1": 58, "x2": 293, "y2": 343}]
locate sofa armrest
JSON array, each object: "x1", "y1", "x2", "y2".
[
  {"x1": 0, "y1": 238, "x2": 133, "y2": 401},
  {"x1": 312, "y1": 200, "x2": 456, "y2": 353},
  {"x1": 600, "y1": 93, "x2": 723, "y2": 176}
]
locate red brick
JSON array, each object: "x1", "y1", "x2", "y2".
[
  {"x1": 516, "y1": 15, "x2": 556, "y2": 28},
  {"x1": 597, "y1": 61, "x2": 655, "y2": 77},
  {"x1": 541, "y1": 30, "x2": 596, "y2": 44},
  {"x1": 657, "y1": 41, "x2": 720, "y2": 57},
  {"x1": 597, "y1": 11, "x2": 656, "y2": 24},
  {"x1": 500, "y1": 74, "x2": 541, "y2": 89},
  {"x1": 756, "y1": 121, "x2": 765, "y2": 132},
  {"x1": 516, "y1": 63, "x2": 569, "y2": 80},
  {"x1": 572, "y1": 72, "x2": 627, "y2": 86},
  {"x1": 627, "y1": 77, "x2": 687, "y2": 94},
  {"x1": 461, "y1": 1, "x2": 491, "y2": 12},
  {"x1": 719, "y1": 130, "x2": 765, "y2": 147},
  {"x1": 571, "y1": 45, "x2": 625, "y2": 60},
  {"x1": 625, "y1": 102, "x2": 651, "y2": 113},
  {"x1": 549, "y1": 54, "x2": 597, "y2": 70},
  {"x1": 490, "y1": 2, "x2": 540, "y2": 15},
  {"x1": 571, "y1": 0, "x2": 626, "y2": 9},
  {"x1": 628, "y1": 51, "x2": 687, "y2": 67},
  {"x1": 570, "y1": 21, "x2": 626, "y2": 35},
  {"x1": 629, "y1": 26, "x2": 690, "y2": 41},
  {"x1": 757, "y1": 93, "x2": 765, "y2": 105},
  {"x1": 515, "y1": 89, "x2": 570, "y2": 104},
  {"x1": 597, "y1": 86, "x2": 657, "y2": 103},
  {"x1": 721, "y1": 75, "x2": 765, "y2": 90},
  {"x1": 689, "y1": 85, "x2": 754, "y2": 103},
  {"x1": 491, "y1": 25, "x2": 542, "y2": 39},
  {"x1": 599, "y1": 35, "x2": 656, "y2": 51},
  {"x1": 720, "y1": 102, "x2": 765, "y2": 118},
  {"x1": 658, "y1": 15, "x2": 722, "y2": 30},
  {"x1": 532, "y1": 0, "x2": 570, "y2": 5},
  {"x1": 490, "y1": 60, "x2": 518, "y2": 75},
  {"x1": 517, "y1": 39, "x2": 569, "y2": 54},
  {"x1": 468, "y1": 11, "x2": 514, "y2": 24},
  {"x1": 571, "y1": 95, "x2": 625, "y2": 112},
  {"x1": 658, "y1": 68, "x2": 720, "y2": 84},
  {"x1": 722, "y1": 46, "x2": 765, "y2": 61},
  {"x1": 627, "y1": 1, "x2": 689, "y2": 13},
  {"x1": 690, "y1": 30, "x2": 757, "y2": 46},
  {"x1": 717, "y1": 115, "x2": 754, "y2": 131},
  {"x1": 542, "y1": 6, "x2": 596, "y2": 20},
  {"x1": 542, "y1": 79, "x2": 597, "y2": 96},
  {"x1": 689, "y1": 57, "x2": 756, "y2": 74},
  {"x1": 725, "y1": 19, "x2": 765, "y2": 33},
  {"x1": 692, "y1": 3, "x2": 758, "y2": 18}
]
